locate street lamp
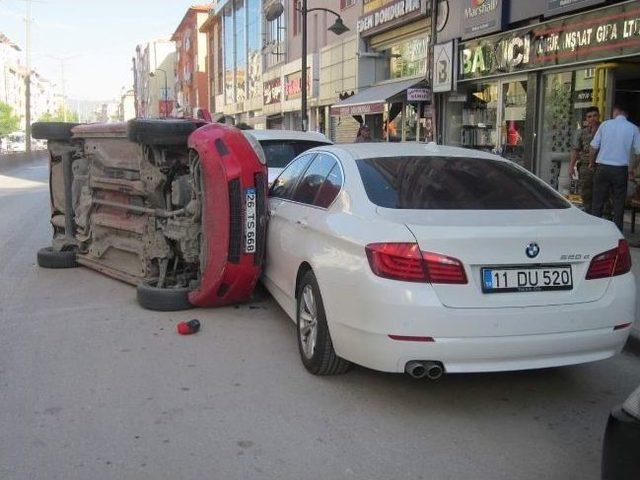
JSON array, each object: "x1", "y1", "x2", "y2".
[
  {"x1": 266, "y1": 0, "x2": 349, "y2": 131},
  {"x1": 149, "y1": 68, "x2": 168, "y2": 118}
]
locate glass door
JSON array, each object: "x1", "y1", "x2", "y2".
[{"x1": 500, "y1": 78, "x2": 528, "y2": 166}]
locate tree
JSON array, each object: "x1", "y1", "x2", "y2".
[
  {"x1": 0, "y1": 102, "x2": 20, "y2": 136},
  {"x1": 38, "y1": 106, "x2": 79, "y2": 123}
]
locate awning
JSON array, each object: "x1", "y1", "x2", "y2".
[{"x1": 330, "y1": 77, "x2": 428, "y2": 117}]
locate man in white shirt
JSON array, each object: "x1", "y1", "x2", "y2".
[{"x1": 589, "y1": 104, "x2": 640, "y2": 231}]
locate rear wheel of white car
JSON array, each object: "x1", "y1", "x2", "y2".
[{"x1": 296, "y1": 271, "x2": 351, "y2": 375}]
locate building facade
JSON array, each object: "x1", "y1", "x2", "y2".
[
  {"x1": 434, "y1": 0, "x2": 640, "y2": 194},
  {"x1": 133, "y1": 39, "x2": 177, "y2": 118},
  {"x1": 172, "y1": 5, "x2": 211, "y2": 116}
]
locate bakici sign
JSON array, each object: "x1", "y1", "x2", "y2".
[
  {"x1": 459, "y1": 0, "x2": 640, "y2": 80},
  {"x1": 357, "y1": 0, "x2": 425, "y2": 37}
]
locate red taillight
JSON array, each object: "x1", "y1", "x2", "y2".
[
  {"x1": 365, "y1": 243, "x2": 425, "y2": 282},
  {"x1": 586, "y1": 240, "x2": 632, "y2": 280},
  {"x1": 365, "y1": 243, "x2": 467, "y2": 284},
  {"x1": 422, "y1": 251, "x2": 468, "y2": 284}
]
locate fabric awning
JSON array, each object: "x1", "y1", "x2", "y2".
[{"x1": 330, "y1": 77, "x2": 428, "y2": 116}]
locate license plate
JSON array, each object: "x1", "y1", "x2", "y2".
[
  {"x1": 244, "y1": 188, "x2": 257, "y2": 254},
  {"x1": 481, "y1": 265, "x2": 573, "y2": 293}
]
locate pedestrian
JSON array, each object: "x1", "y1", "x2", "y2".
[
  {"x1": 568, "y1": 106, "x2": 600, "y2": 214},
  {"x1": 590, "y1": 104, "x2": 640, "y2": 231},
  {"x1": 355, "y1": 124, "x2": 372, "y2": 143}
]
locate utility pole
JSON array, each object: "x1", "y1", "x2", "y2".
[{"x1": 24, "y1": 0, "x2": 32, "y2": 158}]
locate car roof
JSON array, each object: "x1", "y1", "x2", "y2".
[
  {"x1": 243, "y1": 129, "x2": 332, "y2": 143},
  {"x1": 312, "y1": 142, "x2": 506, "y2": 162}
]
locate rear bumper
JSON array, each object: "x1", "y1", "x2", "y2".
[{"x1": 331, "y1": 322, "x2": 630, "y2": 373}]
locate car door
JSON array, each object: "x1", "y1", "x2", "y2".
[
  {"x1": 265, "y1": 153, "x2": 316, "y2": 299},
  {"x1": 272, "y1": 153, "x2": 339, "y2": 299}
]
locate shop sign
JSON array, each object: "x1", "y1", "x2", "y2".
[
  {"x1": 407, "y1": 87, "x2": 431, "y2": 101},
  {"x1": 357, "y1": 0, "x2": 426, "y2": 37},
  {"x1": 460, "y1": 0, "x2": 503, "y2": 40},
  {"x1": 433, "y1": 40, "x2": 456, "y2": 92},
  {"x1": 284, "y1": 70, "x2": 311, "y2": 101},
  {"x1": 263, "y1": 77, "x2": 282, "y2": 105},
  {"x1": 458, "y1": 0, "x2": 640, "y2": 81},
  {"x1": 330, "y1": 102, "x2": 385, "y2": 116},
  {"x1": 545, "y1": 0, "x2": 605, "y2": 18}
]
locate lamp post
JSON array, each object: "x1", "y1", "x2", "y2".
[
  {"x1": 266, "y1": 1, "x2": 348, "y2": 131},
  {"x1": 149, "y1": 68, "x2": 168, "y2": 118}
]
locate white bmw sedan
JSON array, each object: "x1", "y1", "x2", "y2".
[{"x1": 262, "y1": 143, "x2": 635, "y2": 378}]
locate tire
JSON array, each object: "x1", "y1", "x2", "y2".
[
  {"x1": 296, "y1": 271, "x2": 351, "y2": 375},
  {"x1": 127, "y1": 119, "x2": 204, "y2": 146},
  {"x1": 31, "y1": 122, "x2": 79, "y2": 141},
  {"x1": 37, "y1": 247, "x2": 78, "y2": 269},
  {"x1": 136, "y1": 280, "x2": 193, "y2": 311}
]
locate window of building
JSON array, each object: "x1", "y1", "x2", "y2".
[
  {"x1": 265, "y1": 15, "x2": 285, "y2": 68},
  {"x1": 235, "y1": 0, "x2": 247, "y2": 103},
  {"x1": 388, "y1": 36, "x2": 428, "y2": 80},
  {"x1": 340, "y1": 0, "x2": 356, "y2": 9},
  {"x1": 293, "y1": 0, "x2": 303, "y2": 36},
  {"x1": 247, "y1": 0, "x2": 261, "y2": 99},
  {"x1": 216, "y1": 24, "x2": 224, "y2": 95},
  {"x1": 223, "y1": 5, "x2": 235, "y2": 104}
]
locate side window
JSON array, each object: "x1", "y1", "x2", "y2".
[
  {"x1": 314, "y1": 163, "x2": 343, "y2": 208},
  {"x1": 269, "y1": 154, "x2": 315, "y2": 199},
  {"x1": 290, "y1": 153, "x2": 336, "y2": 205}
]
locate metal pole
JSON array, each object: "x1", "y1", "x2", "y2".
[
  {"x1": 301, "y1": 0, "x2": 308, "y2": 131},
  {"x1": 24, "y1": 0, "x2": 32, "y2": 158}
]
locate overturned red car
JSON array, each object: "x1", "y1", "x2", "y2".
[{"x1": 32, "y1": 119, "x2": 268, "y2": 311}]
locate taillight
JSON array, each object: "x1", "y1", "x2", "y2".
[
  {"x1": 586, "y1": 239, "x2": 632, "y2": 280},
  {"x1": 365, "y1": 243, "x2": 467, "y2": 284},
  {"x1": 365, "y1": 243, "x2": 425, "y2": 282}
]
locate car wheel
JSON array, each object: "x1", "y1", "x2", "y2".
[
  {"x1": 296, "y1": 271, "x2": 351, "y2": 375},
  {"x1": 126, "y1": 119, "x2": 204, "y2": 146},
  {"x1": 136, "y1": 280, "x2": 193, "y2": 311},
  {"x1": 31, "y1": 122, "x2": 79, "y2": 141},
  {"x1": 36, "y1": 247, "x2": 78, "y2": 269}
]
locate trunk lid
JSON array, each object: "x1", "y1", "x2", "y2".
[{"x1": 377, "y1": 207, "x2": 618, "y2": 309}]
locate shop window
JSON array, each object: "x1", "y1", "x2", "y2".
[{"x1": 446, "y1": 82, "x2": 498, "y2": 152}]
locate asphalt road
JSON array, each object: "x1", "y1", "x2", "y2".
[{"x1": 1, "y1": 154, "x2": 639, "y2": 480}]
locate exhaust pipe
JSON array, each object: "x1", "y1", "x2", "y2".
[
  {"x1": 405, "y1": 361, "x2": 445, "y2": 380},
  {"x1": 405, "y1": 361, "x2": 428, "y2": 379}
]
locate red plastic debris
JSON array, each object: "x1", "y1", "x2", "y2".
[{"x1": 177, "y1": 319, "x2": 201, "y2": 335}]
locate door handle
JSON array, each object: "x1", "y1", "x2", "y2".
[{"x1": 296, "y1": 219, "x2": 308, "y2": 229}]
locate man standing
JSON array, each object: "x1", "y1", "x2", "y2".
[
  {"x1": 568, "y1": 107, "x2": 600, "y2": 213},
  {"x1": 590, "y1": 104, "x2": 640, "y2": 231}
]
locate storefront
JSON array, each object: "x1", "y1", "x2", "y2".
[
  {"x1": 330, "y1": 0, "x2": 433, "y2": 142},
  {"x1": 441, "y1": 0, "x2": 640, "y2": 193}
]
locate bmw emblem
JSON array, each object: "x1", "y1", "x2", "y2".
[{"x1": 525, "y1": 242, "x2": 540, "y2": 259}]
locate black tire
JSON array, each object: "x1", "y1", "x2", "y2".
[
  {"x1": 136, "y1": 280, "x2": 193, "y2": 311},
  {"x1": 31, "y1": 122, "x2": 79, "y2": 141},
  {"x1": 127, "y1": 119, "x2": 204, "y2": 146},
  {"x1": 296, "y1": 271, "x2": 351, "y2": 375},
  {"x1": 37, "y1": 247, "x2": 78, "y2": 269}
]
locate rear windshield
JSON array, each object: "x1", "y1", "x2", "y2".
[
  {"x1": 356, "y1": 156, "x2": 570, "y2": 210},
  {"x1": 260, "y1": 140, "x2": 329, "y2": 168}
]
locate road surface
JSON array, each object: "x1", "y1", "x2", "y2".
[{"x1": 1, "y1": 154, "x2": 639, "y2": 480}]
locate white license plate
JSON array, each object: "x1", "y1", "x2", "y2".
[
  {"x1": 481, "y1": 266, "x2": 573, "y2": 293},
  {"x1": 244, "y1": 188, "x2": 257, "y2": 254}
]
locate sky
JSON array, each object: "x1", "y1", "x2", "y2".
[{"x1": 0, "y1": 0, "x2": 201, "y2": 101}]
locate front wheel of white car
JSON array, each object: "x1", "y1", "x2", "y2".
[{"x1": 296, "y1": 271, "x2": 351, "y2": 375}]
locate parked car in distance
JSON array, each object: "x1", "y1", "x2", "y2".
[
  {"x1": 602, "y1": 384, "x2": 640, "y2": 479},
  {"x1": 5, "y1": 131, "x2": 26, "y2": 152},
  {"x1": 242, "y1": 129, "x2": 331, "y2": 184},
  {"x1": 263, "y1": 142, "x2": 635, "y2": 377},
  {"x1": 32, "y1": 119, "x2": 268, "y2": 311}
]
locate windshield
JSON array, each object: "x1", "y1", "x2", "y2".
[
  {"x1": 260, "y1": 140, "x2": 330, "y2": 168},
  {"x1": 356, "y1": 156, "x2": 570, "y2": 210}
]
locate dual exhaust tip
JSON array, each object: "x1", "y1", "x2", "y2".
[{"x1": 405, "y1": 361, "x2": 445, "y2": 380}]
